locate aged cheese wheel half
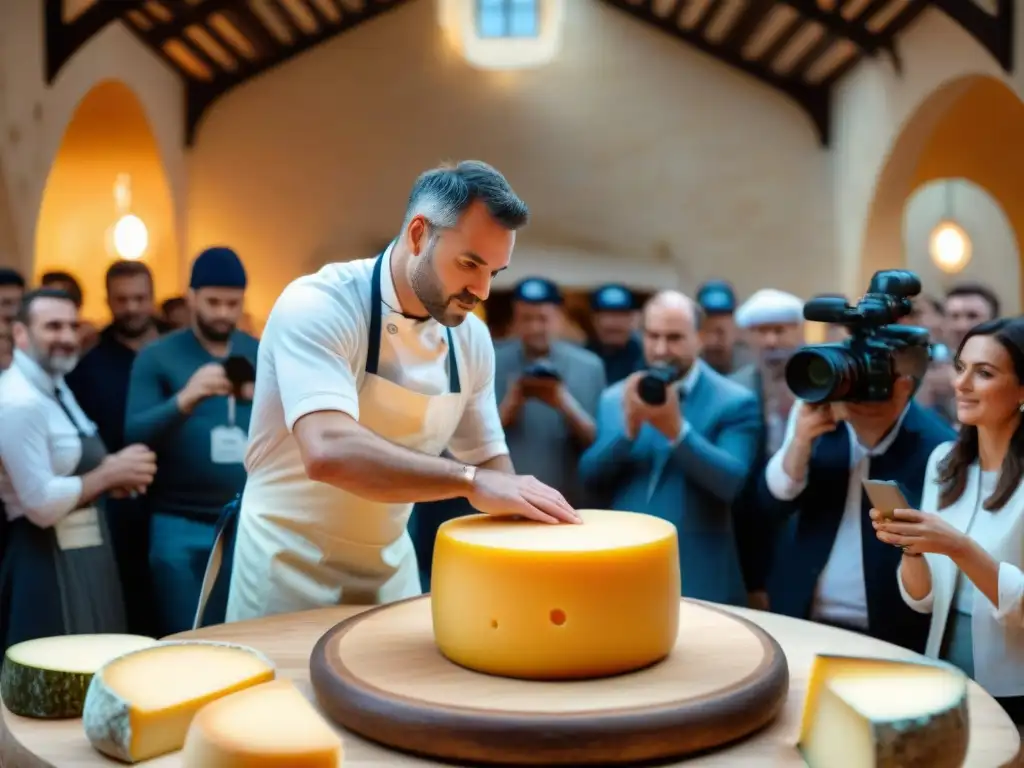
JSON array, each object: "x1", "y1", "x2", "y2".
[
  {"x1": 431, "y1": 508, "x2": 681, "y2": 680},
  {"x1": 799, "y1": 654, "x2": 970, "y2": 768}
]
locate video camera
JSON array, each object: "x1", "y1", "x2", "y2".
[{"x1": 785, "y1": 270, "x2": 932, "y2": 404}]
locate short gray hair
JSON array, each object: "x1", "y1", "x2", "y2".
[{"x1": 403, "y1": 160, "x2": 529, "y2": 232}]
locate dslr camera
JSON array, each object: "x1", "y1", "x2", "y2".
[
  {"x1": 785, "y1": 270, "x2": 931, "y2": 404},
  {"x1": 521, "y1": 360, "x2": 561, "y2": 381},
  {"x1": 637, "y1": 365, "x2": 683, "y2": 406}
]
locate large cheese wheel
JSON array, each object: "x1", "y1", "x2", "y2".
[
  {"x1": 182, "y1": 680, "x2": 343, "y2": 767},
  {"x1": 0, "y1": 634, "x2": 157, "y2": 719},
  {"x1": 431, "y1": 509, "x2": 680, "y2": 680},
  {"x1": 799, "y1": 654, "x2": 969, "y2": 768},
  {"x1": 82, "y1": 640, "x2": 276, "y2": 763}
]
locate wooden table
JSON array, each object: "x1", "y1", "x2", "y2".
[{"x1": 1, "y1": 604, "x2": 1019, "y2": 767}]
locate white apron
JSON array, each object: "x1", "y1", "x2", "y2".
[{"x1": 198, "y1": 254, "x2": 466, "y2": 626}]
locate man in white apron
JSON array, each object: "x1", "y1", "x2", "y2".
[{"x1": 205, "y1": 161, "x2": 579, "y2": 625}]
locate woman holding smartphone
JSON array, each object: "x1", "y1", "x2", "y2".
[{"x1": 871, "y1": 317, "x2": 1024, "y2": 723}]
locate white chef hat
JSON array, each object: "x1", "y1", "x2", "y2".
[{"x1": 735, "y1": 289, "x2": 804, "y2": 329}]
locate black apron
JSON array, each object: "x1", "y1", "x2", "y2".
[{"x1": 0, "y1": 399, "x2": 128, "y2": 653}]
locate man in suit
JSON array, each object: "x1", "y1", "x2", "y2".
[
  {"x1": 758, "y1": 343, "x2": 955, "y2": 652},
  {"x1": 729, "y1": 289, "x2": 805, "y2": 609},
  {"x1": 579, "y1": 291, "x2": 761, "y2": 606}
]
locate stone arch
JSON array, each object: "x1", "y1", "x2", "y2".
[
  {"x1": 34, "y1": 79, "x2": 180, "y2": 324},
  {"x1": 859, "y1": 74, "x2": 1024, "y2": 306}
]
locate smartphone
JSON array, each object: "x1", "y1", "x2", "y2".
[{"x1": 862, "y1": 479, "x2": 909, "y2": 518}]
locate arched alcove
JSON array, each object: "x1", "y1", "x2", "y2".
[
  {"x1": 903, "y1": 178, "x2": 1020, "y2": 313},
  {"x1": 34, "y1": 79, "x2": 179, "y2": 324},
  {"x1": 861, "y1": 75, "x2": 1024, "y2": 305}
]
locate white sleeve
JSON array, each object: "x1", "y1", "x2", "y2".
[
  {"x1": 265, "y1": 282, "x2": 364, "y2": 432},
  {"x1": 447, "y1": 323, "x2": 509, "y2": 466},
  {"x1": 764, "y1": 400, "x2": 807, "y2": 501},
  {"x1": 0, "y1": 398, "x2": 83, "y2": 527}
]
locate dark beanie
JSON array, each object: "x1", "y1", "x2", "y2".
[
  {"x1": 0, "y1": 268, "x2": 25, "y2": 287},
  {"x1": 189, "y1": 247, "x2": 247, "y2": 290}
]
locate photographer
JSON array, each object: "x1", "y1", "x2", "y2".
[
  {"x1": 124, "y1": 248, "x2": 258, "y2": 636},
  {"x1": 495, "y1": 278, "x2": 605, "y2": 506},
  {"x1": 760, "y1": 271, "x2": 956, "y2": 652},
  {"x1": 579, "y1": 291, "x2": 760, "y2": 606}
]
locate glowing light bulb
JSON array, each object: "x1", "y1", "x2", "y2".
[
  {"x1": 112, "y1": 214, "x2": 148, "y2": 260},
  {"x1": 929, "y1": 220, "x2": 971, "y2": 274}
]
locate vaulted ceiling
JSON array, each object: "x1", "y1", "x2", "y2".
[{"x1": 46, "y1": 0, "x2": 1015, "y2": 147}]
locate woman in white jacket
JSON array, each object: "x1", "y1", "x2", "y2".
[{"x1": 872, "y1": 317, "x2": 1024, "y2": 724}]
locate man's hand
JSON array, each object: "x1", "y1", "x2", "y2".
[
  {"x1": 780, "y1": 401, "x2": 836, "y2": 486},
  {"x1": 792, "y1": 401, "x2": 837, "y2": 446},
  {"x1": 467, "y1": 469, "x2": 581, "y2": 525},
  {"x1": 101, "y1": 444, "x2": 157, "y2": 492},
  {"x1": 176, "y1": 363, "x2": 232, "y2": 414},
  {"x1": 622, "y1": 373, "x2": 681, "y2": 441},
  {"x1": 522, "y1": 377, "x2": 563, "y2": 409}
]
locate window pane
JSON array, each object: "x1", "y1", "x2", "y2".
[
  {"x1": 477, "y1": 5, "x2": 506, "y2": 38},
  {"x1": 508, "y1": 6, "x2": 539, "y2": 37}
]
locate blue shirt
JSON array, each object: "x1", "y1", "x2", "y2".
[{"x1": 124, "y1": 328, "x2": 258, "y2": 518}]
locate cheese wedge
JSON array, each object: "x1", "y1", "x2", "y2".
[
  {"x1": 182, "y1": 680, "x2": 343, "y2": 767},
  {"x1": 799, "y1": 654, "x2": 969, "y2": 768},
  {"x1": 431, "y1": 509, "x2": 680, "y2": 680},
  {"x1": 82, "y1": 640, "x2": 276, "y2": 763},
  {"x1": 0, "y1": 634, "x2": 157, "y2": 719}
]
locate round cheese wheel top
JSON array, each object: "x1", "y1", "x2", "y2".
[{"x1": 439, "y1": 509, "x2": 676, "y2": 552}]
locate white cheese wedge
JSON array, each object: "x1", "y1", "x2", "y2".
[
  {"x1": 1, "y1": 634, "x2": 157, "y2": 719},
  {"x1": 182, "y1": 679, "x2": 343, "y2": 767},
  {"x1": 82, "y1": 640, "x2": 276, "y2": 763},
  {"x1": 799, "y1": 654, "x2": 969, "y2": 768}
]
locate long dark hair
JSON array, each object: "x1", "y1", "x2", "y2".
[{"x1": 937, "y1": 317, "x2": 1024, "y2": 510}]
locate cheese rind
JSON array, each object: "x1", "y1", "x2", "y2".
[
  {"x1": 0, "y1": 634, "x2": 157, "y2": 719},
  {"x1": 431, "y1": 509, "x2": 681, "y2": 680},
  {"x1": 182, "y1": 679, "x2": 343, "y2": 767},
  {"x1": 82, "y1": 640, "x2": 276, "y2": 763},
  {"x1": 798, "y1": 654, "x2": 969, "y2": 768}
]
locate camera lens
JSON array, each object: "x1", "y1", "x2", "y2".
[{"x1": 785, "y1": 346, "x2": 858, "y2": 403}]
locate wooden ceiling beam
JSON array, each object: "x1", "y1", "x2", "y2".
[
  {"x1": 185, "y1": 0, "x2": 416, "y2": 146},
  {"x1": 597, "y1": 0, "x2": 831, "y2": 145},
  {"x1": 45, "y1": 0, "x2": 146, "y2": 82},
  {"x1": 931, "y1": 0, "x2": 1014, "y2": 72}
]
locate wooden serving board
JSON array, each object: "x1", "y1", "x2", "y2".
[{"x1": 309, "y1": 596, "x2": 790, "y2": 766}]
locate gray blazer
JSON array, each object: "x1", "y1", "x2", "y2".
[
  {"x1": 494, "y1": 340, "x2": 606, "y2": 506},
  {"x1": 579, "y1": 362, "x2": 761, "y2": 606}
]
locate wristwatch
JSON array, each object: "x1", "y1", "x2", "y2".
[{"x1": 459, "y1": 464, "x2": 478, "y2": 490}]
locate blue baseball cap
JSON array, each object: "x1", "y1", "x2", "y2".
[
  {"x1": 590, "y1": 284, "x2": 635, "y2": 312},
  {"x1": 696, "y1": 280, "x2": 736, "y2": 315},
  {"x1": 513, "y1": 277, "x2": 562, "y2": 305}
]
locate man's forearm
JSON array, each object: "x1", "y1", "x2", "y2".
[
  {"x1": 558, "y1": 392, "x2": 597, "y2": 447},
  {"x1": 300, "y1": 416, "x2": 474, "y2": 503}
]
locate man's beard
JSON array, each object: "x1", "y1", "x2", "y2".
[
  {"x1": 196, "y1": 315, "x2": 234, "y2": 343},
  {"x1": 410, "y1": 241, "x2": 477, "y2": 328},
  {"x1": 26, "y1": 340, "x2": 78, "y2": 376},
  {"x1": 114, "y1": 314, "x2": 153, "y2": 340}
]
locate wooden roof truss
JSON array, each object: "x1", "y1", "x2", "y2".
[{"x1": 45, "y1": 0, "x2": 1016, "y2": 147}]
